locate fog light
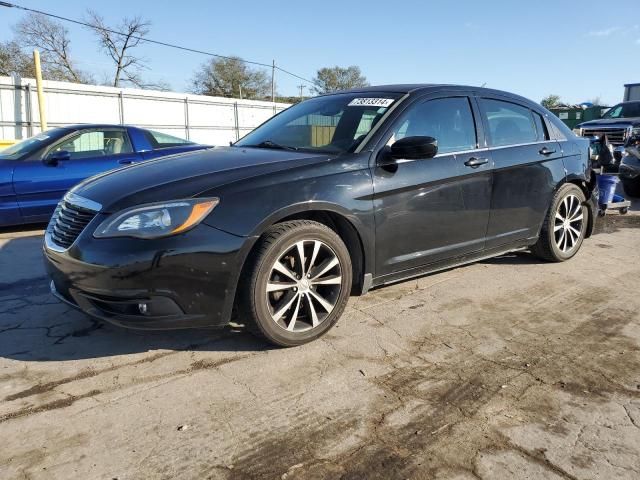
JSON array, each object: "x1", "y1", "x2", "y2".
[{"x1": 138, "y1": 303, "x2": 148, "y2": 314}]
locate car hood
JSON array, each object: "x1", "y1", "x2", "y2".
[
  {"x1": 578, "y1": 118, "x2": 639, "y2": 128},
  {"x1": 71, "y1": 146, "x2": 333, "y2": 212}
]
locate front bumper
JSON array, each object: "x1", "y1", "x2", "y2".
[{"x1": 44, "y1": 221, "x2": 253, "y2": 330}]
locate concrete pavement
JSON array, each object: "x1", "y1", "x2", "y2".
[{"x1": 1, "y1": 216, "x2": 639, "y2": 479}]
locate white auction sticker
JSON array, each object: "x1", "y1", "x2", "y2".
[{"x1": 348, "y1": 98, "x2": 395, "y2": 107}]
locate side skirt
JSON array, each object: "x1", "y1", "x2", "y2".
[{"x1": 370, "y1": 238, "x2": 537, "y2": 289}]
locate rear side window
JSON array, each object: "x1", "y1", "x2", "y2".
[
  {"x1": 145, "y1": 130, "x2": 193, "y2": 149},
  {"x1": 388, "y1": 97, "x2": 477, "y2": 154},
  {"x1": 481, "y1": 99, "x2": 538, "y2": 147}
]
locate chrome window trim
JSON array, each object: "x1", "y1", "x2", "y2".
[
  {"x1": 434, "y1": 147, "x2": 489, "y2": 158},
  {"x1": 391, "y1": 147, "x2": 490, "y2": 164},
  {"x1": 489, "y1": 140, "x2": 554, "y2": 150}
]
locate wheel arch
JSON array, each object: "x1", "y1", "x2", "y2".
[
  {"x1": 564, "y1": 177, "x2": 596, "y2": 238},
  {"x1": 238, "y1": 204, "x2": 370, "y2": 299}
]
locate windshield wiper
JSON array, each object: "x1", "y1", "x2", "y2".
[{"x1": 243, "y1": 140, "x2": 298, "y2": 151}]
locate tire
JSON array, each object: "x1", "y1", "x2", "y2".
[
  {"x1": 239, "y1": 220, "x2": 352, "y2": 347},
  {"x1": 531, "y1": 184, "x2": 588, "y2": 262},
  {"x1": 622, "y1": 179, "x2": 640, "y2": 198}
]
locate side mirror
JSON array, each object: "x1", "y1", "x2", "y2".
[
  {"x1": 389, "y1": 136, "x2": 438, "y2": 160},
  {"x1": 44, "y1": 150, "x2": 71, "y2": 166}
]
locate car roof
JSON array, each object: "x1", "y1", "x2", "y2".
[
  {"x1": 60, "y1": 124, "x2": 141, "y2": 131},
  {"x1": 323, "y1": 84, "x2": 538, "y2": 107}
]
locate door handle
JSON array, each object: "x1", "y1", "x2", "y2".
[
  {"x1": 118, "y1": 159, "x2": 134, "y2": 165},
  {"x1": 464, "y1": 157, "x2": 489, "y2": 168},
  {"x1": 539, "y1": 147, "x2": 556, "y2": 156}
]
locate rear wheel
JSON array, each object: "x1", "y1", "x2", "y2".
[
  {"x1": 622, "y1": 178, "x2": 640, "y2": 198},
  {"x1": 531, "y1": 184, "x2": 588, "y2": 262},
  {"x1": 239, "y1": 220, "x2": 352, "y2": 347}
]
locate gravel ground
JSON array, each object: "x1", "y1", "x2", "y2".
[{"x1": 1, "y1": 214, "x2": 639, "y2": 480}]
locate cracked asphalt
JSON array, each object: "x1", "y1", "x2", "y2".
[{"x1": 1, "y1": 215, "x2": 640, "y2": 480}]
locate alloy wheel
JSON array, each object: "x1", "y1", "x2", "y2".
[
  {"x1": 265, "y1": 239, "x2": 342, "y2": 332},
  {"x1": 553, "y1": 194, "x2": 584, "y2": 253}
]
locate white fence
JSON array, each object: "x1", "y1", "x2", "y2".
[{"x1": 0, "y1": 76, "x2": 290, "y2": 146}]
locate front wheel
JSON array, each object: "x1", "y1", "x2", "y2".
[
  {"x1": 239, "y1": 220, "x2": 352, "y2": 347},
  {"x1": 531, "y1": 184, "x2": 588, "y2": 262}
]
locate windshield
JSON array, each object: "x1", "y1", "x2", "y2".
[
  {"x1": 602, "y1": 102, "x2": 640, "y2": 119},
  {"x1": 0, "y1": 128, "x2": 68, "y2": 158},
  {"x1": 235, "y1": 92, "x2": 403, "y2": 154}
]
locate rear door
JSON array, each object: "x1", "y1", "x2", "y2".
[
  {"x1": 372, "y1": 94, "x2": 492, "y2": 277},
  {"x1": 478, "y1": 97, "x2": 565, "y2": 248},
  {"x1": 13, "y1": 127, "x2": 140, "y2": 221}
]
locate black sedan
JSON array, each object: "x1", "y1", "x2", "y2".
[{"x1": 44, "y1": 85, "x2": 598, "y2": 346}]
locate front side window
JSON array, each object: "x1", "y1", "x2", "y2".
[
  {"x1": 387, "y1": 97, "x2": 477, "y2": 154},
  {"x1": 49, "y1": 129, "x2": 133, "y2": 160},
  {"x1": 235, "y1": 92, "x2": 403, "y2": 154},
  {"x1": 481, "y1": 99, "x2": 538, "y2": 147}
]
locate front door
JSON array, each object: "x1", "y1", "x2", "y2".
[
  {"x1": 13, "y1": 128, "x2": 140, "y2": 222},
  {"x1": 372, "y1": 95, "x2": 492, "y2": 277}
]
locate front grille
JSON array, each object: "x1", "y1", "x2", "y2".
[
  {"x1": 47, "y1": 199, "x2": 98, "y2": 249},
  {"x1": 581, "y1": 128, "x2": 627, "y2": 145}
]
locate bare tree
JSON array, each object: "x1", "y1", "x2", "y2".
[
  {"x1": 191, "y1": 57, "x2": 271, "y2": 99},
  {"x1": 0, "y1": 40, "x2": 36, "y2": 78},
  {"x1": 14, "y1": 13, "x2": 89, "y2": 83},
  {"x1": 86, "y1": 11, "x2": 151, "y2": 88}
]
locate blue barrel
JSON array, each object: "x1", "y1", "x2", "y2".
[{"x1": 597, "y1": 174, "x2": 619, "y2": 206}]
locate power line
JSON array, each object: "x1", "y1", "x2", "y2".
[{"x1": 0, "y1": 1, "x2": 316, "y2": 85}]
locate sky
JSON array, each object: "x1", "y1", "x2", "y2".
[{"x1": 1, "y1": 0, "x2": 638, "y2": 105}]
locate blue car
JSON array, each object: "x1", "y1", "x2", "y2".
[{"x1": 0, "y1": 125, "x2": 209, "y2": 227}]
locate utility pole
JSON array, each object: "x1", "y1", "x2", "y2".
[
  {"x1": 298, "y1": 84, "x2": 305, "y2": 101},
  {"x1": 271, "y1": 59, "x2": 275, "y2": 103},
  {"x1": 32, "y1": 49, "x2": 47, "y2": 132}
]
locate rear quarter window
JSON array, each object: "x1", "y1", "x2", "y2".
[{"x1": 145, "y1": 130, "x2": 193, "y2": 149}]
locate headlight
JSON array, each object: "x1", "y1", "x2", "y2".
[
  {"x1": 632, "y1": 127, "x2": 640, "y2": 136},
  {"x1": 573, "y1": 128, "x2": 583, "y2": 136},
  {"x1": 94, "y1": 198, "x2": 219, "y2": 239}
]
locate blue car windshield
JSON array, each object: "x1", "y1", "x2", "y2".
[
  {"x1": 0, "y1": 128, "x2": 69, "y2": 159},
  {"x1": 235, "y1": 92, "x2": 403, "y2": 154}
]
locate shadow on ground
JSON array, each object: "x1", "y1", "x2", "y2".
[
  {"x1": 1, "y1": 212, "x2": 638, "y2": 364},
  {"x1": 0, "y1": 231, "x2": 271, "y2": 363}
]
